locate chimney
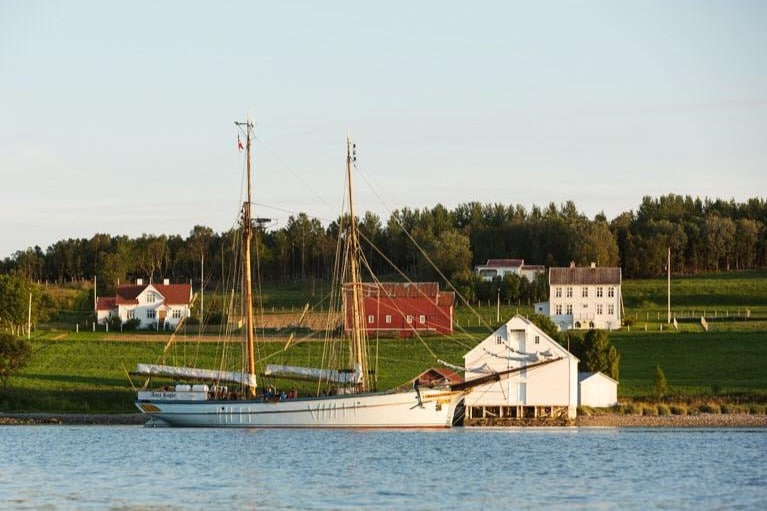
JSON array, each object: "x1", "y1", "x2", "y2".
[
  {"x1": 136, "y1": 278, "x2": 143, "y2": 285},
  {"x1": 569, "y1": 261, "x2": 576, "y2": 268},
  {"x1": 590, "y1": 262, "x2": 596, "y2": 269},
  {"x1": 163, "y1": 278, "x2": 170, "y2": 285}
]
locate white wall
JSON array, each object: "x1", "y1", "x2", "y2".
[{"x1": 578, "y1": 373, "x2": 618, "y2": 407}]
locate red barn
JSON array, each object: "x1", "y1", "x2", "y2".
[{"x1": 343, "y1": 282, "x2": 454, "y2": 336}]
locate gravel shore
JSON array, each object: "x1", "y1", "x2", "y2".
[{"x1": 2, "y1": 412, "x2": 766, "y2": 427}]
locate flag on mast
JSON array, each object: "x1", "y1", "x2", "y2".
[{"x1": 237, "y1": 135, "x2": 244, "y2": 152}]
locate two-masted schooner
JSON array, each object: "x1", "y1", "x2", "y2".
[{"x1": 133, "y1": 121, "x2": 465, "y2": 427}]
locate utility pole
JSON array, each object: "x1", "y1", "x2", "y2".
[
  {"x1": 27, "y1": 291, "x2": 32, "y2": 339},
  {"x1": 496, "y1": 288, "x2": 500, "y2": 323},
  {"x1": 667, "y1": 247, "x2": 671, "y2": 324}
]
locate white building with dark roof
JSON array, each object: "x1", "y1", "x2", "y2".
[
  {"x1": 474, "y1": 259, "x2": 546, "y2": 282},
  {"x1": 549, "y1": 262, "x2": 622, "y2": 331}
]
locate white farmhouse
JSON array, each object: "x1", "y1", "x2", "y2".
[
  {"x1": 463, "y1": 315, "x2": 579, "y2": 424},
  {"x1": 578, "y1": 372, "x2": 619, "y2": 408},
  {"x1": 96, "y1": 279, "x2": 193, "y2": 330},
  {"x1": 549, "y1": 262, "x2": 622, "y2": 331},
  {"x1": 474, "y1": 259, "x2": 546, "y2": 282}
]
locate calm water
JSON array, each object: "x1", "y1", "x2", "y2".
[{"x1": 0, "y1": 426, "x2": 765, "y2": 510}]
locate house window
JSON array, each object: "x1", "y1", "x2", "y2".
[
  {"x1": 608, "y1": 287, "x2": 615, "y2": 297},
  {"x1": 566, "y1": 304, "x2": 573, "y2": 315},
  {"x1": 146, "y1": 292, "x2": 156, "y2": 303},
  {"x1": 596, "y1": 304, "x2": 603, "y2": 315},
  {"x1": 147, "y1": 309, "x2": 156, "y2": 319},
  {"x1": 566, "y1": 287, "x2": 573, "y2": 298},
  {"x1": 608, "y1": 304, "x2": 615, "y2": 315},
  {"x1": 172, "y1": 309, "x2": 181, "y2": 319},
  {"x1": 419, "y1": 315, "x2": 426, "y2": 324},
  {"x1": 406, "y1": 315, "x2": 413, "y2": 324},
  {"x1": 367, "y1": 315, "x2": 374, "y2": 324},
  {"x1": 127, "y1": 309, "x2": 135, "y2": 320},
  {"x1": 385, "y1": 315, "x2": 392, "y2": 324},
  {"x1": 582, "y1": 287, "x2": 588, "y2": 298},
  {"x1": 555, "y1": 287, "x2": 562, "y2": 298},
  {"x1": 496, "y1": 335, "x2": 503, "y2": 345},
  {"x1": 534, "y1": 335, "x2": 540, "y2": 344},
  {"x1": 596, "y1": 287, "x2": 603, "y2": 297},
  {"x1": 555, "y1": 304, "x2": 562, "y2": 315}
]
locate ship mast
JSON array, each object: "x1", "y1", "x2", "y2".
[
  {"x1": 236, "y1": 119, "x2": 257, "y2": 398},
  {"x1": 346, "y1": 137, "x2": 369, "y2": 392}
]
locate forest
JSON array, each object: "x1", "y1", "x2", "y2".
[{"x1": 1, "y1": 194, "x2": 765, "y2": 305}]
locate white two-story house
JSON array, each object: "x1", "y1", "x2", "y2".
[
  {"x1": 547, "y1": 262, "x2": 622, "y2": 331},
  {"x1": 96, "y1": 279, "x2": 193, "y2": 330}
]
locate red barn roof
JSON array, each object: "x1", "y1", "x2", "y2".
[{"x1": 484, "y1": 259, "x2": 524, "y2": 268}]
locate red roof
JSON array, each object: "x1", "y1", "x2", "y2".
[
  {"x1": 415, "y1": 367, "x2": 464, "y2": 384},
  {"x1": 111, "y1": 283, "x2": 192, "y2": 306},
  {"x1": 96, "y1": 297, "x2": 116, "y2": 311},
  {"x1": 484, "y1": 259, "x2": 523, "y2": 268},
  {"x1": 345, "y1": 282, "x2": 455, "y2": 307}
]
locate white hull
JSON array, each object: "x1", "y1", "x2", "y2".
[{"x1": 136, "y1": 389, "x2": 463, "y2": 428}]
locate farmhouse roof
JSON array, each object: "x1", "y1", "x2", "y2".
[
  {"x1": 345, "y1": 282, "x2": 455, "y2": 307},
  {"x1": 96, "y1": 297, "x2": 116, "y2": 311},
  {"x1": 549, "y1": 266, "x2": 621, "y2": 285},
  {"x1": 482, "y1": 259, "x2": 524, "y2": 268},
  {"x1": 113, "y1": 283, "x2": 192, "y2": 306}
]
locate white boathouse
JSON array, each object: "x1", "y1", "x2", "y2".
[
  {"x1": 578, "y1": 372, "x2": 619, "y2": 408},
  {"x1": 463, "y1": 315, "x2": 578, "y2": 424}
]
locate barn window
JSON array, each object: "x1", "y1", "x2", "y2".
[
  {"x1": 534, "y1": 335, "x2": 540, "y2": 344},
  {"x1": 367, "y1": 315, "x2": 374, "y2": 324},
  {"x1": 385, "y1": 315, "x2": 392, "y2": 324},
  {"x1": 406, "y1": 315, "x2": 413, "y2": 324},
  {"x1": 419, "y1": 315, "x2": 426, "y2": 324}
]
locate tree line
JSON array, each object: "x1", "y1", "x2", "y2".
[{"x1": 2, "y1": 194, "x2": 765, "y2": 301}]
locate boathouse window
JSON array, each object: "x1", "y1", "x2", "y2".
[
  {"x1": 596, "y1": 287, "x2": 603, "y2": 297},
  {"x1": 419, "y1": 315, "x2": 426, "y2": 324},
  {"x1": 385, "y1": 315, "x2": 392, "y2": 324},
  {"x1": 608, "y1": 287, "x2": 615, "y2": 297},
  {"x1": 582, "y1": 287, "x2": 588, "y2": 298},
  {"x1": 534, "y1": 335, "x2": 540, "y2": 344},
  {"x1": 597, "y1": 304, "x2": 603, "y2": 315},
  {"x1": 147, "y1": 309, "x2": 156, "y2": 319},
  {"x1": 566, "y1": 287, "x2": 573, "y2": 298},
  {"x1": 555, "y1": 287, "x2": 562, "y2": 298},
  {"x1": 555, "y1": 304, "x2": 562, "y2": 315},
  {"x1": 496, "y1": 335, "x2": 503, "y2": 345},
  {"x1": 406, "y1": 315, "x2": 413, "y2": 324}
]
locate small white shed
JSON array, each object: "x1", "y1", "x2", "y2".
[{"x1": 578, "y1": 372, "x2": 618, "y2": 408}]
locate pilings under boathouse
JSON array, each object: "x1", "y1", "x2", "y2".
[{"x1": 464, "y1": 405, "x2": 574, "y2": 427}]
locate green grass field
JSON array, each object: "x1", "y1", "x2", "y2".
[{"x1": 3, "y1": 270, "x2": 766, "y2": 413}]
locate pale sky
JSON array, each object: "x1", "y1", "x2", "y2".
[{"x1": 1, "y1": 1, "x2": 765, "y2": 259}]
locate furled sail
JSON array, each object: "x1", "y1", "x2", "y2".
[
  {"x1": 134, "y1": 363, "x2": 258, "y2": 388},
  {"x1": 264, "y1": 363, "x2": 363, "y2": 384}
]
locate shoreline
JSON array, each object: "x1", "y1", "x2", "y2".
[{"x1": 2, "y1": 412, "x2": 766, "y2": 427}]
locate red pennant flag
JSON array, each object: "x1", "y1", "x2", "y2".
[{"x1": 237, "y1": 135, "x2": 244, "y2": 152}]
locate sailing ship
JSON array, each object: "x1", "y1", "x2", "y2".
[{"x1": 133, "y1": 120, "x2": 466, "y2": 427}]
